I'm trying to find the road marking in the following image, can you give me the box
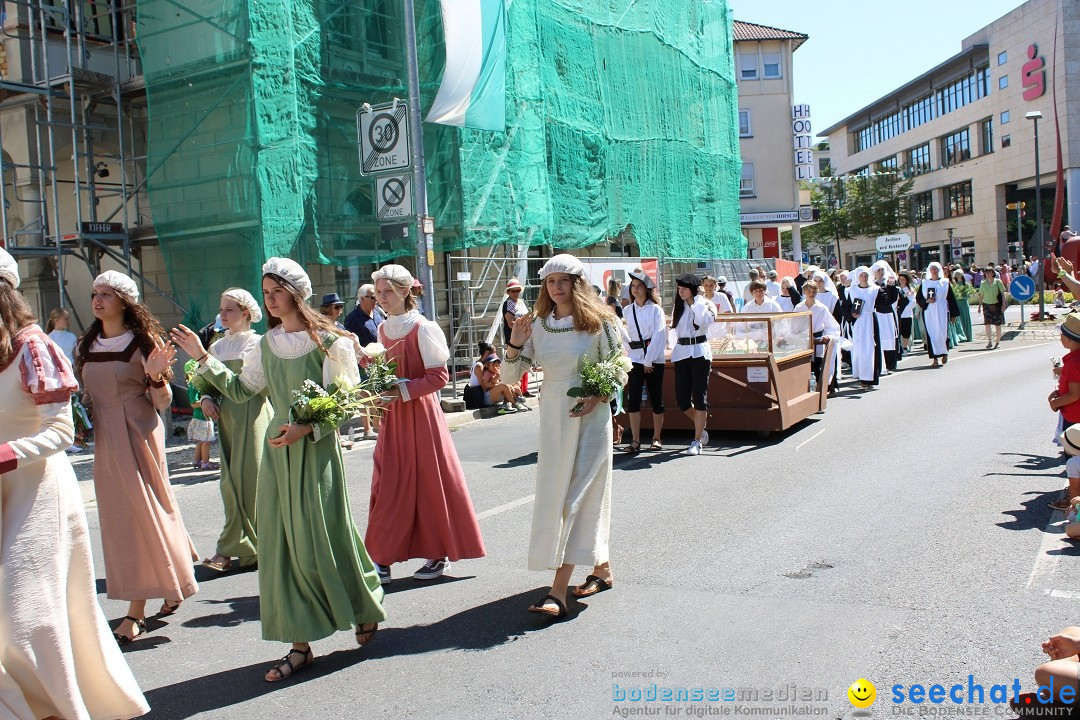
[795,429,825,452]
[476,494,535,520]
[1026,514,1071,591]
[1045,589,1080,599]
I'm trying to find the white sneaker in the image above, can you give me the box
[700,430,709,446]
[65,445,84,454]
[685,440,701,456]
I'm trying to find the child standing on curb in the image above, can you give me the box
[1049,315,1080,510]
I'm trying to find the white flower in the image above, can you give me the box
[362,342,387,359]
[615,355,634,372]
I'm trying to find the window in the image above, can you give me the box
[1001,110,1010,124]
[762,52,781,78]
[981,119,993,155]
[851,66,989,153]
[739,52,758,80]
[739,110,752,137]
[909,191,933,224]
[740,163,755,197]
[999,75,1008,90]
[946,181,973,217]
[879,156,898,172]
[818,157,832,177]
[907,143,931,176]
[941,128,971,166]
[1001,134,1011,148]
[998,50,1007,65]
[854,166,871,177]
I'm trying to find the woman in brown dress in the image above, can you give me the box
[76,271,199,644]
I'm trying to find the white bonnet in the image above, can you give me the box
[262,257,312,300]
[539,253,585,279]
[0,247,18,288]
[93,270,139,300]
[221,287,263,323]
[371,264,414,288]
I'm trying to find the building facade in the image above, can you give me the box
[734,20,813,260]
[822,0,1080,271]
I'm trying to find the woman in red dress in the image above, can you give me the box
[365,264,485,583]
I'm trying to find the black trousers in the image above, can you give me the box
[899,317,913,340]
[625,362,665,414]
[674,356,710,411]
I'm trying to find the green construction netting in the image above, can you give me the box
[137,0,743,326]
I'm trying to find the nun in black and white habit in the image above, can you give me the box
[870,259,901,373]
[915,261,959,368]
[842,266,899,389]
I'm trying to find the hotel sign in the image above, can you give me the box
[793,104,814,180]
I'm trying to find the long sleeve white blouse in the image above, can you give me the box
[622,301,667,368]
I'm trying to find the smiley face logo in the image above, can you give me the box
[848,679,876,708]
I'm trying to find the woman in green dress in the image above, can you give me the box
[171,258,385,682]
[199,288,273,572]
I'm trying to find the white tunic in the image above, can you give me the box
[848,284,881,382]
[0,329,148,720]
[622,301,667,368]
[795,300,842,385]
[504,315,621,571]
[741,298,783,314]
[921,279,952,357]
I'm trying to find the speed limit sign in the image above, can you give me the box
[357,102,411,175]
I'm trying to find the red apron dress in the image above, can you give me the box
[366,322,485,565]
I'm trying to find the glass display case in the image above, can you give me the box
[634,311,830,435]
[708,312,812,359]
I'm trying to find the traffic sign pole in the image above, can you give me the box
[403,0,436,321]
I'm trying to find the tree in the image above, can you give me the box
[802,180,852,264]
[803,170,915,265]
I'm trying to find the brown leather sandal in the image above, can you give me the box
[264,647,314,683]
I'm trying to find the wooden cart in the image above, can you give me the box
[631,311,833,435]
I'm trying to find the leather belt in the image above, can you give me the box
[677,335,706,346]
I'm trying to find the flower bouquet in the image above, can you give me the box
[184,358,217,400]
[359,342,398,395]
[567,350,633,414]
[290,378,379,428]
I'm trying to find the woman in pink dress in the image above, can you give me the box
[366,264,485,583]
[76,271,198,645]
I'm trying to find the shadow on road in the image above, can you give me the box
[999,452,1065,473]
[181,595,260,629]
[998,489,1062,531]
[362,587,585,658]
[142,589,581,717]
[381,574,474,595]
[494,451,538,469]
[142,647,373,719]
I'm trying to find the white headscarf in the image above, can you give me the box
[262,257,312,300]
[93,270,139,301]
[851,266,871,288]
[371,264,414,289]
[0,247,19,288]
[870,259,897,282]
[221,288,263,323]
[539,253,586,279]
[922,262,948,298]
[812,270,837,295]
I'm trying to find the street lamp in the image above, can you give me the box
[1026,110,1044,320]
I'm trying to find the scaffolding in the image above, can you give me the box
[0,0,181,327]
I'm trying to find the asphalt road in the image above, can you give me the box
[83,329,1080,720]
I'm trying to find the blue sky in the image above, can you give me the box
[728,0,1028,136]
